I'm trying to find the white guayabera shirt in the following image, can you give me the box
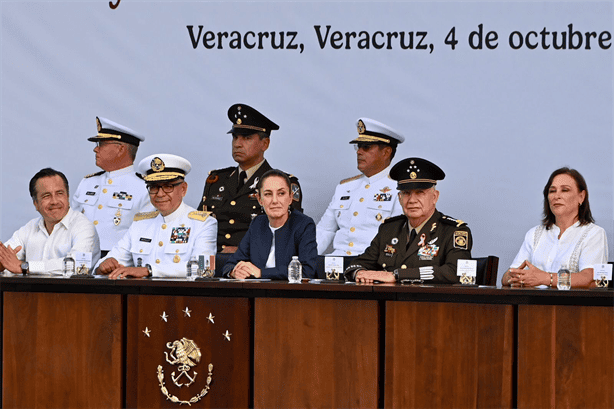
[510,222,608,274]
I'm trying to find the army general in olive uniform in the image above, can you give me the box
[198,104,302,253]
[345,157,472,284]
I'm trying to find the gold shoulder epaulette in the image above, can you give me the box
[340,174,362,184]
[133,211,160,221]
[188,210,212,222]
[84,170,105,179]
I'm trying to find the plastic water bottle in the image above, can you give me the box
[288,256,302,283]
[557,265,571,290]
[63,253,75,278]
[186,256,199,281]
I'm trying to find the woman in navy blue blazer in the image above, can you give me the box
[223,169,317,280]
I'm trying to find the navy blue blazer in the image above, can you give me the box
[223,209,318,280]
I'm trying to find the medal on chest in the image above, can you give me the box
[114,209,122,226]
[170,227,191,244]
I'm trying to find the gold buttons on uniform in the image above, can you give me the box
[173,255,181,263]
[98,205,103,209]
[378,205,382,209]
[222,245,226,249]
[118,204,122,207]
[353,212,358,216]
[85,200,88,203]
[175,249,179,253]
[401,265,407,269]
[229,219,235,224]
[359,198,364,202]
[253,206,257,209]
[382,263,387,268]
[94,221,98,225]
[225,234,231,239]
[159,241,163,247]
[346,251,352,255]
[349,242,354,247]
[156,259,161,264]
[108,179,113,184]
[139,249,143,253]
[102,189,108,194]
[230,201,236,206]
[162,224,167,229]
[350,227,356,232]
[340,205,344,208]
[365,184,370,189]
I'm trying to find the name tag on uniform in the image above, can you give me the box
[340,196,350,200]
[140,237,152,242]
[86,191,96,196]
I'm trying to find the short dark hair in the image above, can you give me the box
[542,167,594,229]
[257,169,291,193]
[29,168,70,200]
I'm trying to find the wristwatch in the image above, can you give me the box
[145,264,153,278]
[21,261,29,275]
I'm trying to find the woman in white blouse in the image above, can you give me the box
[502,167,608,288]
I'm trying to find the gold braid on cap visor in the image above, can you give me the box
[96,132,122,139]
[144,172,185,182]
[398,179,437,185]
[355,135,390,143]
[233,124,266,132]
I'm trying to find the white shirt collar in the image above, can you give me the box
[367,163,393,184]
[105,164,135,178]
[161,202,188,224]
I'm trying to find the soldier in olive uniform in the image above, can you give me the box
[344,157,472,284]
[198,104,302,253]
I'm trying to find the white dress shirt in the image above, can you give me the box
[98,202,217,278]
[4,208,101,274]
[510,222,608,273]
[316,164,402,256]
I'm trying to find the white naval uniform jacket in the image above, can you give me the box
[316,165,402,256]
[98,202,217,278]
[72,165,154,251]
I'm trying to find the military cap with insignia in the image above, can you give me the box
[88,117,145,146]
[350,118,405,146]
[227,103,279,137]
[138,154,192,182]
[390,157,445,191]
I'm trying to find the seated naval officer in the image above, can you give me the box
[316,118,404,256]
[96,154,217,279]
[344,158,472,284]
[71,117,153,257]
[198,103,302,253]
[0,168,100,275]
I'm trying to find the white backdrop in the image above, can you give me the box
[1,1,613,283]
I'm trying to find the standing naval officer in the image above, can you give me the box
[72,117,153,256]
[96,154,217,278]
[344,157,472,284]
[316,118,404,256]
[198,103,302,253]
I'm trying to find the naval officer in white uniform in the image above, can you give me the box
[316,118,405,256]
[71,117,153,256]
[95,154,217,278]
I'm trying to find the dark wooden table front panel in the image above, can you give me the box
[125,295,251,408]
[385,301,514,408]
[518,304,614,409]
[254,298,380,408]
[2,292,123,408]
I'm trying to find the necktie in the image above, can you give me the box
[407,228,417,249]
[238,171,247,189]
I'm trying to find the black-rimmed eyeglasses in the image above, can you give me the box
[147,182,183,195]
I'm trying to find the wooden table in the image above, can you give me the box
[1,276,612,408]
